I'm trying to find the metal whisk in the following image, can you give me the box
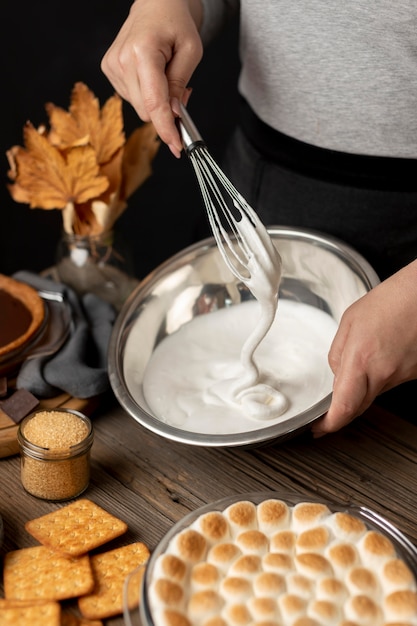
[177,104,281,289]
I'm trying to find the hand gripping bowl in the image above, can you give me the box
[108,226,380,448]
[123,492,417,626]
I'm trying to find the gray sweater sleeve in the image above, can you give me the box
[199,0,239,45]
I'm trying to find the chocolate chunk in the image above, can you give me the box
[0,388,39,424]
[0,377,7,398]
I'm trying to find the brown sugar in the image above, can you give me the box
[18,409,93,501]
[23,410,88,448]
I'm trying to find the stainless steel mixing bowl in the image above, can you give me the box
[108,226,380,447]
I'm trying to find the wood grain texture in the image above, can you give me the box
[0,398,416,625]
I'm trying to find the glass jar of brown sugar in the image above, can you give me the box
[17,408,94,501]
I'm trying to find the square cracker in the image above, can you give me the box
[78,541,150,620]
[0,599,60,625]
[3,545,94,601]
[25,498,128,557]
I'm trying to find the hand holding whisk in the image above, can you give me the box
[176,104,282,303]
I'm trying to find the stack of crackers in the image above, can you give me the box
[0,498,150,625]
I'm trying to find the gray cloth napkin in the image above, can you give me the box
[13,271,116,399]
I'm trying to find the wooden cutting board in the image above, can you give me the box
[0,393,100,458]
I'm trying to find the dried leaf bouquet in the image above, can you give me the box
[6,81,160,236]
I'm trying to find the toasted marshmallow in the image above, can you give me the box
[202,618,227,626]
[194,512,230,545]
[221,603,252,626]
[328,512,367,542]
[270,530,297,554]
[326,541,359,576]
[188,590,224,622]
[153,608,191,626]
[229,554,262,579]
[224,501,258,538]
[248,596,279,621]
[236,530,269,556]
[253,571,285,597]
[292,503,331,532]
[174,529,208,564]
[296,526,330,554]
[286,573,314,599]
[277,593,307,622]
[292,618,321,626]
[154,554,187,584]
[308,599,341,625]
[384,590,417,622]
[220,576,252,602]
[345,566,381,600]
[262,552,293,574]
[358,531,396,570]
[294,553,334,579]
[257,499,290,533]
[150,579,185,609]
[381,558,417,594]
[344,594,383,624]
[316,577,347,603]
[191,563,220,590]
[207,543,241,572]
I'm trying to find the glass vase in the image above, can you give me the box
[54,230,138,311]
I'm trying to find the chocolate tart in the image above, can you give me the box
[0,273,45,361]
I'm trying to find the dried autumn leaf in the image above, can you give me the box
[6,146,32,204]
[66,146,110,204]
[97,122,161,224]
[46,82,125,165]
[8,123,109,209]
[90,198,119,233]
[62,202,75,234]
[121,122,161,201]
[45,106,90,148]
[62,200,104,235]
[98,148,124,201]
[6,81,160,236]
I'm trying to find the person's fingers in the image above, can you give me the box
[312,315,371,436]
[327,315,350,377]
[164,34,203,99]
[310,260,417,437]
[312,327,391,437]
[311,368,371,437]
[100,0,203,158]
[107,37,181,155]
[135,36,202,154]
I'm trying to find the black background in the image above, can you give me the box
[0,1,240,279]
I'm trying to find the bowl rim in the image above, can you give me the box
[108,226,380,448]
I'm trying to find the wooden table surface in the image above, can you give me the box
[1,396,417,625]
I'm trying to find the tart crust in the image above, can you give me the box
[0,274,45,359]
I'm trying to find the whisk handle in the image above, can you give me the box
[176,103,206,154]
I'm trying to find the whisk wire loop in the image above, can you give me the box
[177,104,280,288]
[189,146,256,281]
